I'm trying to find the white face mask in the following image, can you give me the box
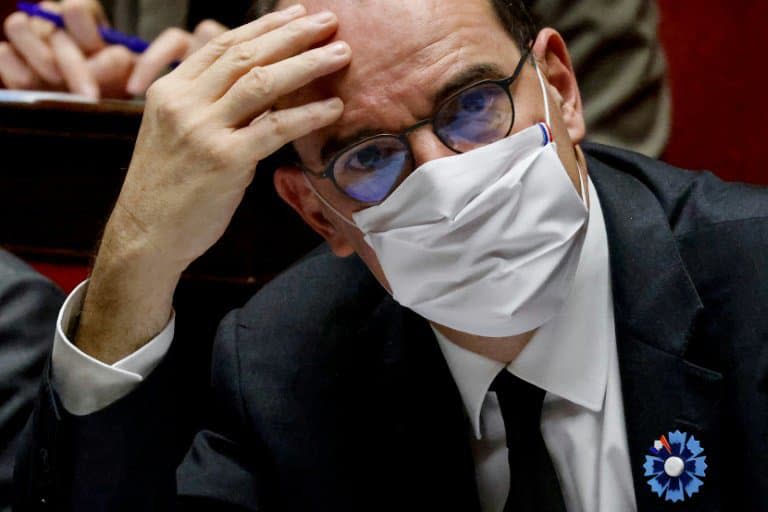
[307,64,589,337]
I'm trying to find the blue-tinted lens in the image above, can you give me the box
[333,137,411,203]
[435,83,513,153]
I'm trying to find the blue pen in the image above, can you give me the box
[17,2,150,53]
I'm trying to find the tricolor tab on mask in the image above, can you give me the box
[538,122,553,145]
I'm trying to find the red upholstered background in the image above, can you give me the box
[29,262,89,294]
[5,1,768,291]
[658,0,768,185]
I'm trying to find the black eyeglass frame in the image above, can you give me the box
[301,47,533,205]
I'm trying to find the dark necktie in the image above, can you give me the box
[491,370,567,512]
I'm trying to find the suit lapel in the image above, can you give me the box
[361,299,482,510]
[589,155,723,511]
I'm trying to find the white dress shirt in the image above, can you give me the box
[51,280,176,416]
[51,178,637,511]
[434,179,637,511]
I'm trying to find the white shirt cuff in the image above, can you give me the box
[51,279,175,416]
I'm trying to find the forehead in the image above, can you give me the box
[276,0,520,157]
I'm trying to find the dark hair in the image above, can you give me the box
[489,0,538,50]
[250,0,538,51]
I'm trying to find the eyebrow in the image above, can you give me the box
[319,62,509,163]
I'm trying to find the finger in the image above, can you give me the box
[28,16,56,38]
[60,0,106,54]
[0,41,43,89]
[4,12,63,84]
[66,0,109,25]
[213,41,350,127]
[175,4,306,80]
[182,21,220,61]
[50,30,98,98]
[194,11,339,101]
[192,19,227,47]
[87,44,135,98]
[39,2,61,10]
[235,97,344,162]
[125,27,191,95]
[30,2,58,39]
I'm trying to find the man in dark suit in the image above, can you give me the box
[0,250,62,512]
[13,0,768,510]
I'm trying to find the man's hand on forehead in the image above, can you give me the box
[74,4,354,363]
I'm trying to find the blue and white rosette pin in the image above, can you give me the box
[643,430,707,502]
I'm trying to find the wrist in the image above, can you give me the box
[100,201,191,275]
[74,213,184,363]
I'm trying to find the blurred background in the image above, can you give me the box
[658,0,768,186]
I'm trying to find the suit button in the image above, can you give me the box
[39,448,50,473]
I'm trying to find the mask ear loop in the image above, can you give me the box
[576,160,590,208]
[535,60,589,208]
[302,173,360,228]
[534,61,552,129]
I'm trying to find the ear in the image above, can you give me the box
[532,28,585,143]
[273,166,355,257]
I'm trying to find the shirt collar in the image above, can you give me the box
[434,177,612,439]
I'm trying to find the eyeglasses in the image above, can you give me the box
[301,48,532,205]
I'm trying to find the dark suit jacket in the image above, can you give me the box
[0,251,62,512]
[13,144,768,511]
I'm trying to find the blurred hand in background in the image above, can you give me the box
[0,0,226,98]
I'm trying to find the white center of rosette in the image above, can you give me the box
[664,456,685,478]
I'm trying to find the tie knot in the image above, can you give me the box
[490,370,547,417]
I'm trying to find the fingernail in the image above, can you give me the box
[323,97,343,109]
[313,11,335,24]
[284,4,304,15]
[328,41,350,57]
[126,77,141,95]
